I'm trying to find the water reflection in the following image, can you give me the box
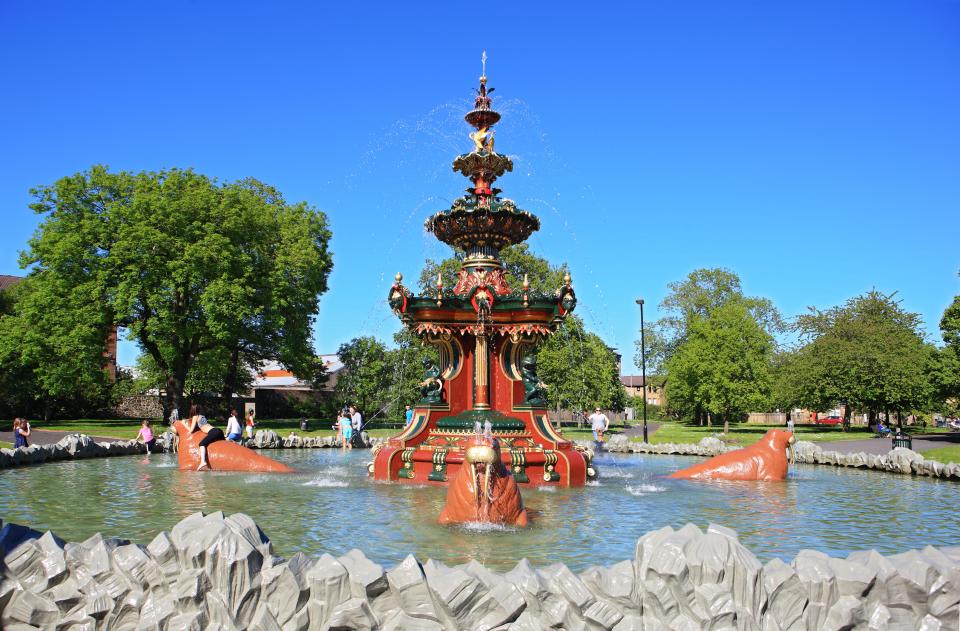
[0,450,957,571]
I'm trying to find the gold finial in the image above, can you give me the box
[436,271,443,288]
[564,272,572,285]
[395,272,403,283]
[523,274,529,289]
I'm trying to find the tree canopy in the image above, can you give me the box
[334,336,392,419]
[537,315,626,413]
[665,300,773,430]
[774,291,932,420]
[635,267,782,376]
[2,165,333,417]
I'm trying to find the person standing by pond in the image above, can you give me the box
[244,409,256,442]
[12,418,30,448]
[589,407,609,443]
[350,405,363,446]
[225,410,242,442]
[180,404,225,470]
[136,420,156,453]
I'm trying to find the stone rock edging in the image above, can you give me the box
[0,430,385,470]
[604,435,960,481]
[0,434,145,470]
[2,511,957,630]
[246,429,382,451]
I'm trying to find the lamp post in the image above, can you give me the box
[635,298,648,443]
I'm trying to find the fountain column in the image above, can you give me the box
[473,331,490,410]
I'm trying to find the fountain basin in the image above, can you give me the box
[2,449,958,572]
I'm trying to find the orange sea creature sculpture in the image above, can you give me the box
[172,422,293,473]
[669,429,795,481]
[438,433,528,526]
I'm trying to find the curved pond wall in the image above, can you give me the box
[2,511,957,629]
[4,432,960,485]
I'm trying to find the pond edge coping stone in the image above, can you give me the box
[603,435,960,481]
[1,510,958,629]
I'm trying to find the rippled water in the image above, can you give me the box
[1,450,957,571]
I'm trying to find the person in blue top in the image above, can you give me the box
[405,405,414,427]
[338,408,353,450]
[12,418,29,448]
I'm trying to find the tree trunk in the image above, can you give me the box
[164,362,188,423]
[842,403,852,432]
[707,413,712,428]
[221,345,241,419]
[723,414,729,436]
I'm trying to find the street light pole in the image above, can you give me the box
[635,298,648,443]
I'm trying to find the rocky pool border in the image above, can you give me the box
[605,435,960,481]
[1,510,957,629]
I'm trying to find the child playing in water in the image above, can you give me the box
[338,408,353,450]
[136,420,156,453]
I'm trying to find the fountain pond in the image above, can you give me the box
[2,449,957,572]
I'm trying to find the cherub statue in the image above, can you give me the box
[520,351,548,406]
[419,359,444,404]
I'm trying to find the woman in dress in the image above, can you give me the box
[13,418,29,448]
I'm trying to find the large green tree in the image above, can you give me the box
[635,268,783,376]
[665,300,774,432]
[334,336,392,420]
[537,315,626,413]
[928,290,960,414]
[777,291,931,425]
[383,329,439,422]
[8,166,332,417]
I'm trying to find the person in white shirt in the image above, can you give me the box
[588,407,609,442]
[225,410,242,442]
[349,406,363,435]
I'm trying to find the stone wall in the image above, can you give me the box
[605,435,960,481]
[1,511,957,629]
[0,434,145,469]
[109,395,164,419]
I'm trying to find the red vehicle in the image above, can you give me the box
[814,414,843,425]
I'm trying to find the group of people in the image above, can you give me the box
[11,417,30,448]
[335,405,363,450]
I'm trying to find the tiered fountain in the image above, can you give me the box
[371,67,591,487]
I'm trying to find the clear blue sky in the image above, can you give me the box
[1,1,958,370]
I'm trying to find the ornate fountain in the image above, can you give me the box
[371,65,591,487]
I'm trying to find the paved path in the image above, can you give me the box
[0,428,124,446]
[622,422,661,440]
[815,432,960,455]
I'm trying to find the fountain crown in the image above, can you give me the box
[426,64,540,270]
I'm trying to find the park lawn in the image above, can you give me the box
[0,441,11,449]
[641,421,880,446]
[36,418,402,441]
[920,446,960,465]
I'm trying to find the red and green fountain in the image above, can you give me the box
[371,65,592,496]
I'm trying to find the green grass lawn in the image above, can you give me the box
[0,441,12,449]
[920,446,960,465]
[639,421,883,446]
[32,418,404,441]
